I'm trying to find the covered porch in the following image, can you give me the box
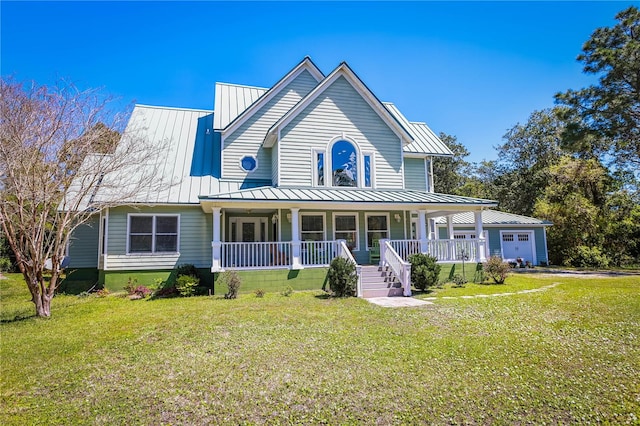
[199,187,497,273]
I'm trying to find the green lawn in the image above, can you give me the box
[1,272,639,424]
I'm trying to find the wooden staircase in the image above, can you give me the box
[360,265,404,298]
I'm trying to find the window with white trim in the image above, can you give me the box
[363,153,373,188]
[128,215,179,253]
[334,213,358,251]
[454,233,476,240]
[366,214,388,249]
[240,155,258,173]
[313,149,325,186]
[301,214,324,241]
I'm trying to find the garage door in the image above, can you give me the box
[501,232,534,263]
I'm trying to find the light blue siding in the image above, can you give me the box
[279,76,403,188]
[222,70,318,181]
[68,215,99,268]
[105,206,212,270]
[404,158,427,191]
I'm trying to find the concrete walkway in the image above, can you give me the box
[366,282,562,307]
[366,297,433,307]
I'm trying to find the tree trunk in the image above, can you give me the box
[25,273,53,318]
[33,291,52,318]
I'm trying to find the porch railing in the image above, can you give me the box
[390,239,483,263]
[221,241,292,270]
[380,239,412,296]
[300,240,337,267]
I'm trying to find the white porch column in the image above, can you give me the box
[418,210,428,254]
[290,208,303,269]
[211,207,222,272]
[447,214,456,261]
[474,210,487,262]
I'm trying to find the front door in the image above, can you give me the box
[233,218,266,242]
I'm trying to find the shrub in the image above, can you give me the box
[327,257,357,297]
[96,288,110,298]
[564,245,610,269]
[124,277,139,295]
[483,256,510,284]
[175,275,199,297]
[281,285,294,297]
[175,264,199,279]
[254,288,265,298]
[0,257,11,273]
[408,253,441,291]
[220,270,241,299]
[451,274,467,288]
[124,278,152,298]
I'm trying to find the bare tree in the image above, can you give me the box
[0,77,166,317]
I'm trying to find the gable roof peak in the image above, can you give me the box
[219,56,325,135]
[263,61,414,147]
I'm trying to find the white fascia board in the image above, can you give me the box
[221,58,324,138]
[265,64,414,148]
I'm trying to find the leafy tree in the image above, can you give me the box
[0,77,164,317]
[432,133,471,194]
[555,6,640,171]
[494,109,565,216]
[534,156,612,265]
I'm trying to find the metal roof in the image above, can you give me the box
[92,105,268,205]
[219,57,324,135]
[383,103,453,156]
[435,210,552,226]
[201,186,496,206]
[213,83,268,130]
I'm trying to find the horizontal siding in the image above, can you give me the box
[534,228,548,263]
[106,206,212,270]
[223,70,318,180]
[68,215,99,268]
[404,158,427,191]
[279,76,403,188]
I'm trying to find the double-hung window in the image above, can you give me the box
[366,214,389,249]
[128,215,179,253]
[334,213,358,251]
[301,214,325,241]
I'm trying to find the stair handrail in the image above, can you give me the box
[337,239,362,297]
[381,239,412,297]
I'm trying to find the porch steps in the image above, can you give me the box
[360,265,404,298]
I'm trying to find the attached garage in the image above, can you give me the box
[436,210,552,266]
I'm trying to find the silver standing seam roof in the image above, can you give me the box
[436,210,552,226]
[213,83,268,130]
[201,186,496,206]
[384,102,453,156]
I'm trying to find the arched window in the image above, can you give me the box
[331,140,357,187]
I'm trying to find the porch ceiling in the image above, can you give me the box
[199,186,497,213]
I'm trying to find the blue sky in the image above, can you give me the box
[1,1,635,162]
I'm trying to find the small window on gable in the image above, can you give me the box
[314,150,325,186]
[364,153,373,188]
[332,140,357,187]
[240,155,258,173]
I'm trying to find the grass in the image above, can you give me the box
[1,272,639,424]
